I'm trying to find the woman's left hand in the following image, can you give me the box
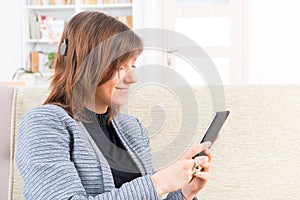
[181,154,212,200]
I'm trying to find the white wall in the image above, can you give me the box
[137,0,300,85]
[248,0,300,84]
[0,0,22,82]
[1,1,300,85]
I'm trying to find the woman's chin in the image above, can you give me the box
[111,96,127,106]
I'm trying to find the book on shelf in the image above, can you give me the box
[103,0,132,4]
[29,13,65,43]
[27,51,55,73]
[83,0,100,4]
[116,15,132,29]
[30,51,39,72]
[29,12,41,39]
[29,0,75,5]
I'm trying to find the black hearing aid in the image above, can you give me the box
[60,38,68,56]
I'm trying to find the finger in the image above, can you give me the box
[193,164,202,173]
[200,162,210,172]
[184,142,211,159]
[207,153,212,162]
[202,148,211,156]
[200,161,210,168]
[194,156,209,165]
[194,162,210,174]
[193,171,212,180]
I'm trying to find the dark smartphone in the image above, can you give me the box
[193,111,230,158]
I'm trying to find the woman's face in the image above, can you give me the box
[95,57,137,113]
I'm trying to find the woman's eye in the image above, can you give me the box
[119,64,136,72]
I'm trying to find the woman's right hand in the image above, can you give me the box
[150,141,211,196]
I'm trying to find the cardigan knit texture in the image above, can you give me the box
[15,104,186,200]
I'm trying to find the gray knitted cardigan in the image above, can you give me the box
[15,104,185,200]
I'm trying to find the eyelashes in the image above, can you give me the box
[119,65,136,71]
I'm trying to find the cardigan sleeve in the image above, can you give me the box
[15,106,161,200]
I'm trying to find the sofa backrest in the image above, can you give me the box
[8,85,300,199]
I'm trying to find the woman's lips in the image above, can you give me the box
[116,87,129,94]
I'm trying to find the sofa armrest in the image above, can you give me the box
[0,84,15,200]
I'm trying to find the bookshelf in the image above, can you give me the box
[22,0,134,82]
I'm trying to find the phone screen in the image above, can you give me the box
[193,111,230,158]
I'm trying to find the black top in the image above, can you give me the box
[83,109,141,188]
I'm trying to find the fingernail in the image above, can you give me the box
[204,141,212,148]
[198,156,208,162]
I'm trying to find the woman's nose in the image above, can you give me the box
[123,69,137,84]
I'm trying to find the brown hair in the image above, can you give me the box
[44,11,143,120]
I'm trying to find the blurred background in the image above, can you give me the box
[0,0,299,85]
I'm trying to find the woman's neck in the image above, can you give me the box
[86,104,108,114]
[95,104,108,114]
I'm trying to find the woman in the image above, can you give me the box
[16,11,212,200]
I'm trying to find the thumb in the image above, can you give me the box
[183,141,212,159]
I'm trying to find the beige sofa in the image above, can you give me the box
[1,85,300,199]
[0,85,14,200]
